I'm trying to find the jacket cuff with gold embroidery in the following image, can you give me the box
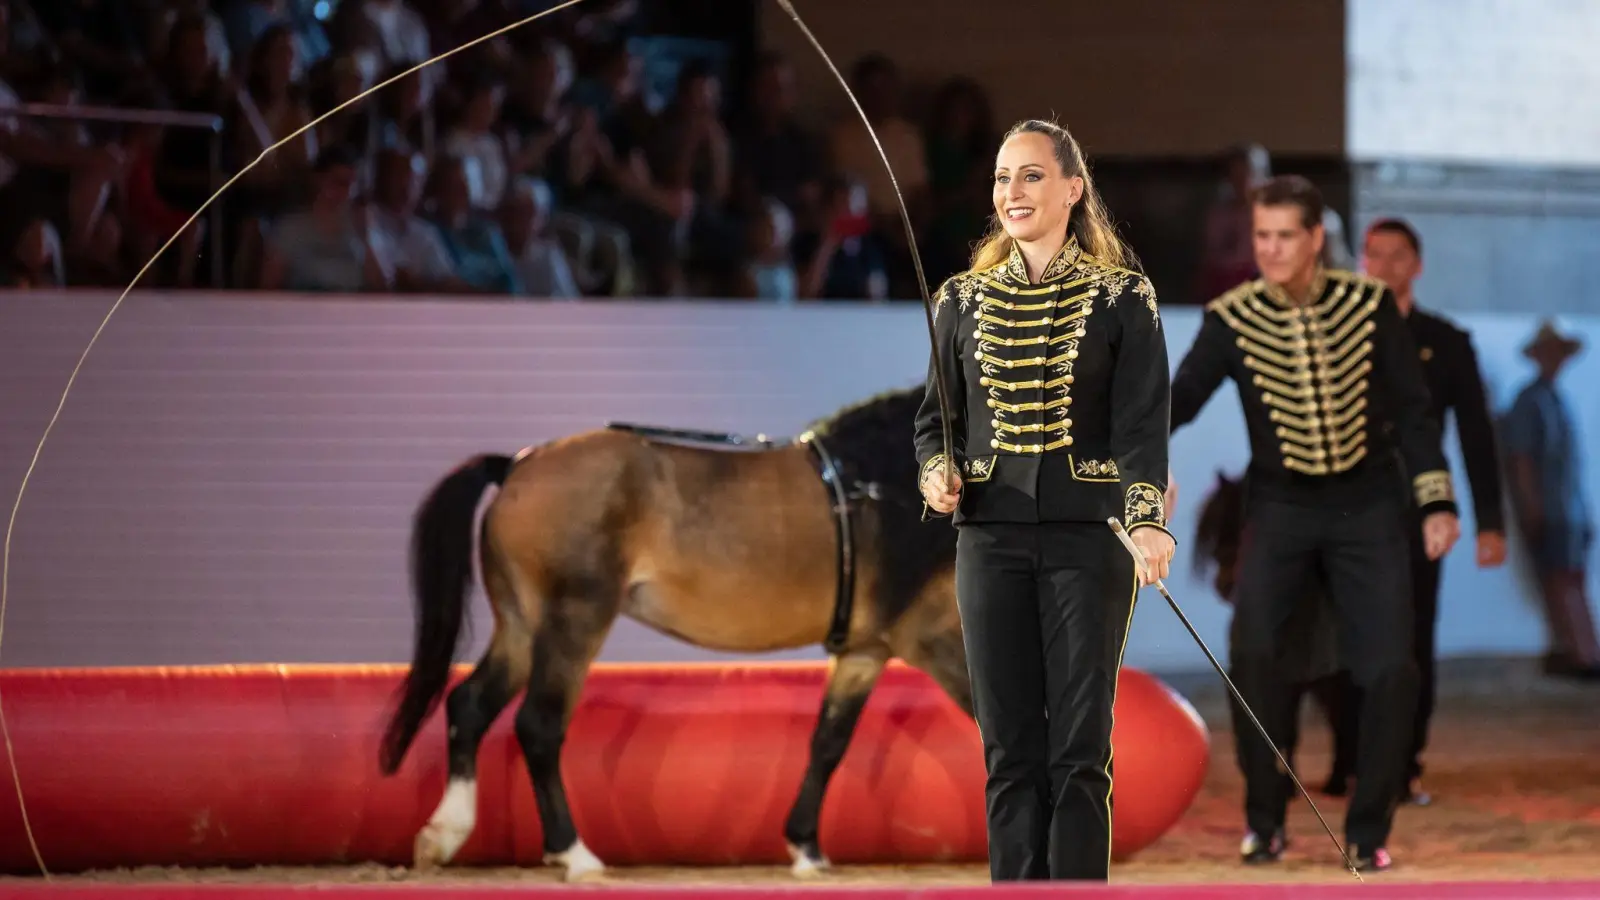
[1124,482,1175,542]
[1412,469,1459,518]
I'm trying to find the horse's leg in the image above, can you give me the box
[902,625,974,719]
[783,646,890,878]
[414,537,533,870]
[516,597,617,883]
[413,649,522,868]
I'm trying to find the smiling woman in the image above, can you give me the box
[911,118,1176,884]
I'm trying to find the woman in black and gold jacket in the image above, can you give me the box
[913,118,1175,884]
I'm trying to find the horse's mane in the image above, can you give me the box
[804,384,928,507]
[803,384,957,622]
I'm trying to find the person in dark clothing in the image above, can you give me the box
[1354,216,1510,805]
[1167,175,1460,873]
[914,119,1173,883]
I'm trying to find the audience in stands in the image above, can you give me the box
[0,0,1353,303]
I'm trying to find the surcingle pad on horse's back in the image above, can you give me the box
[604,422,777,450]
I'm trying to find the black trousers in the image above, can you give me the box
[954,521,1137,882]
[1228,494,1419,850]
[1319,508,1443,786]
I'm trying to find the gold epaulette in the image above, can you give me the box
[1324,269,1387,294]
[1205,280,1262,313]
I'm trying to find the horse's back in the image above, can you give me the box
[486,429,840,651]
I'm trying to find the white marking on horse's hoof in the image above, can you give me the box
[546,838,606,882]
[787,842,830,879]
[414,777,476,869]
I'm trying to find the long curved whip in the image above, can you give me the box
[0,0,596,878]
[773,0,955,487]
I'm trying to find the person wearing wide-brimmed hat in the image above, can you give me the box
[1501,319,1600,680]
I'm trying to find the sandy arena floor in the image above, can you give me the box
[13,656,1600,888]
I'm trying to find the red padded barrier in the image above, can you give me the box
[9,883,1600,900]
[0,663,1208,874]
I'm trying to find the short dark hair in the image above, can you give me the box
[1249,174,1323,231]
[1366,217,1422,257]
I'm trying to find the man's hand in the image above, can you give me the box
[1476,530,1507,568]
[920,464,963,515]
[1130,527,1175,586]
[1422,511,1461,561]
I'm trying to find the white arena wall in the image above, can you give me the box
[0,292,1590,674]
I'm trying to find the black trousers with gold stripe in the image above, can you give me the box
[954,521,1138,882]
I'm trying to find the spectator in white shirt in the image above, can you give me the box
[499,176,580,299]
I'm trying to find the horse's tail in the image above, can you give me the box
[379,452,514,776]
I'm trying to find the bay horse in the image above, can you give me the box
[375,385,972,881]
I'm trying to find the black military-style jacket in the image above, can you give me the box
[1405,304,1506,533]
[912,236,1174,538]
[1169,269,1459,518]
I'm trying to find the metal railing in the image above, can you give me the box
[9,102,226,287]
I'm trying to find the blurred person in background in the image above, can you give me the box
[733,196,796,302]
[258,145,394,292]
[792,173,887,301]
[827,53,927,299]
[731,51,822,230]
[443,72,511,211]
[424,153,520,293]
[1357,216,1509,804]
[0,218,65,288]
[1501,321,1600,681]
[499,175,580,299]
[369,145,470,292]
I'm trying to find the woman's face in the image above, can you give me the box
[992,130,1082,244]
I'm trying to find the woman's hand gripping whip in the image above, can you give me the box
[1106,518,1362,881]
[773,0,956,490]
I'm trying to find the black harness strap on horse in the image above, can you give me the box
[800,431,861,656]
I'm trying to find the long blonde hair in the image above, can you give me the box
[969,119,1137,273]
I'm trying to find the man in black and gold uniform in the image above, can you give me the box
[1168,176,1461,873]
[1358,217,1507,805]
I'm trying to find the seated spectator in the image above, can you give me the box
[230,24,317,218]
[424,154,521,294]
[443,72,511,211]
[735,197,798,302]
[923,76,994,281]
[731,52,821,228]
[258,146,394,292]
[499,176,580,299]
[793,174,888,302]
[826,54,928,225]
[360,0,430,72]
[500,37,573,182]
[151,14,238,217]
[369,147,468,292]
[67,215,127,287]
[644,58,739,287]
[0,61,123,261]
[27,0,148,103]
[0,219,64,288]
[373,63,433,160]
[220,0,329,83]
